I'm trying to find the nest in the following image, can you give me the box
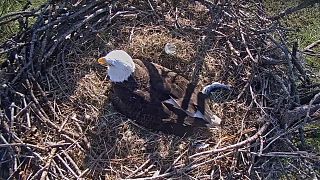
[0,0,319,179]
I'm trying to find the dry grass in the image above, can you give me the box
[1,0,319,179]
[45,26,249,179]
[30,10,256,177]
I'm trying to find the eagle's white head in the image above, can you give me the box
[98,50,135,82]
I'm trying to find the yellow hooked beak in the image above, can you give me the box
[98,57,107,65]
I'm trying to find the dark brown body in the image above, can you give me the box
[110,59,214,136]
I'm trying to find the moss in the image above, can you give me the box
[265,0,320,161]
[265,0,320,68]
[305,124,320,152]
[0,0,46,63]
[0,0,47,38]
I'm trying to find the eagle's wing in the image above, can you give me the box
[162,96,221,127]
[123,59,221,127]
[139,60,221,127]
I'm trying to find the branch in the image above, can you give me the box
[189,122,270,158]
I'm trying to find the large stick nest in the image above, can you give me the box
[0,0,319,179]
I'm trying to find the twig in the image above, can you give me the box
[44,142,72,148]
[304,39,320,51]
[62,150,82,175]
[52,160,69,180]
[59,117,69,132]
[0,133,17,176]
[126,158,151,178]
[39,148,58,180]
[129,152,233,180]
[238,21,257,63]
[226,40,240,56]
[249,151,317,159]
[43,8,108,60]
[30,103,80,139]
[60,134,86,152]
[284,104,320,127]
[298,127,307,149]
[190,122,270,158]
[135,164,155,177]
[10,61,32,84]
[306,92,320,119]
[78,168,90,178]
[56,154,79,178]
[23,97,32,127]
[0,142,45,150]
[263,106,319,153]
[0,11,39,25]
[25,79,49,118]
[0,10,35,22]
[291,41,310,84]
[29,74,58,118]
[164,149,188,173]
[10,133,44,161]
[14,101,33,119]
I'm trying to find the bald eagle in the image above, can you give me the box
[98,50,230,135]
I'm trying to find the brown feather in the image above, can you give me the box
[110,58,220,135]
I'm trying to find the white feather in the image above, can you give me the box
[104,50,135,82]
[193,110,204,118]
[163,96,180,108]
[201,82,230,95]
